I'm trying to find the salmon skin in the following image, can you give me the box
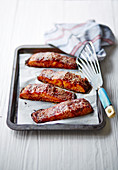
[31,98,93,123]
[20,84,76,103]
[37,69,92,93]
[25,52,77,69]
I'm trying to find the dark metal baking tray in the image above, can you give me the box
[7,45,106,131]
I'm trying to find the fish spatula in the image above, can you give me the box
[76,41,115,118]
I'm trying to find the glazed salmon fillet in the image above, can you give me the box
[25,52,77,69]
[31,98,93,123]
[37,69,92,93]
[20,84,76,103]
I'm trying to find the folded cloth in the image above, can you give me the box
[44,20,115,60]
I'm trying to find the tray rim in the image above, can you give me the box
[6,44,106,131]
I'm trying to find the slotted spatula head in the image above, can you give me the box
[76,41,115,118]
[76,41,103,90]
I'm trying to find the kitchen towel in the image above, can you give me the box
[44,20,115,60]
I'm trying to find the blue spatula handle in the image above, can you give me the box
[98,87,115,118]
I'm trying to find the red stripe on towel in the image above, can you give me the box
[71,35,101,55]
[102,38,114,45]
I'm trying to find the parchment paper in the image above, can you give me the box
[17,53,99,125]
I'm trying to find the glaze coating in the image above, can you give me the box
[20,83,76,103]
[26,52,77,69]
[31,98,93,123]
[37,69,92,93]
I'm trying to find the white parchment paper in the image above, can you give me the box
[17,53,99,125]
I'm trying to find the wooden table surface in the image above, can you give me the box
[0,0,118,170]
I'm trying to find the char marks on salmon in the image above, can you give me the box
[31,98,93,123]
[20,84,76,103]
[37,69,92,93]
[26,52,77,69]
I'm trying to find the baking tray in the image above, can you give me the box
[7,45,106,130]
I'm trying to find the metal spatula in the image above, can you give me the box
[76,41,115,118]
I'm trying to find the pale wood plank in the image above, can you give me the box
[0,0,18,117]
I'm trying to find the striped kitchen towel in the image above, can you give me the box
[44,20,115,60]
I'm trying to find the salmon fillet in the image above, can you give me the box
[37,69,92,93]
[25,52,77,69]
[31,98,93,123]
[20,84,76,103]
